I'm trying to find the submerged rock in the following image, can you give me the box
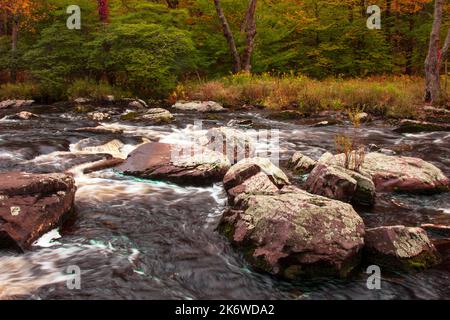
[117,142,231,186]
[364,226,441,271]
[268,110,305,121]
[172,101,225,113]
[0,172,76,251]
[288,152,317,175]
[305,163,375,206]
[72,126,124,135]
[83,158,125,174]
[320,152,449,193]
[394,119,450,133]
[8,111,39,120]
[219,186,365,279]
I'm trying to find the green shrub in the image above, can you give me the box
[67,79,131,100]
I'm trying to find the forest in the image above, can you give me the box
[0,0,448,110]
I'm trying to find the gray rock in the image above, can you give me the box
[172,101,225,113]
[288,152,317,174]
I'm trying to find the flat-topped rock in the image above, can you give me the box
[320,152,449,193]
[0,172,76,251]
[172,101,225,113]
[117,142,231,186]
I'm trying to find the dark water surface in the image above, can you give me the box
[0,105,449,299]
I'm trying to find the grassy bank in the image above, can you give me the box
[176,74,448,118]
[0,80,130,103]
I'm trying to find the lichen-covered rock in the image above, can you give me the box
[88,111,110,121]
[364,226,441,271]
[172,101,225,113]
[141,108,174,123]
[305,164,357,202]
[0,99,34,109]
[320,152,449,193]
[201,127,255,164]
[117,142,230,186]
[305,164,375,206]
[0,172,76,251]
[219,186,365,279]
[288,152,317,174]
[223,157,289,193]
[394,119,450,133]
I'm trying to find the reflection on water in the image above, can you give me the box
[0,106,449,300]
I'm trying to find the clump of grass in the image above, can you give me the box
[67,79,131,101]
[181,74,428,118]
[0,82,41,100]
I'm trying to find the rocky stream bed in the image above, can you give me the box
[0,99,449,299]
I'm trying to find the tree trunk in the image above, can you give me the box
[166,0,179,9]
[405,18,414,75]
[424,0,444,105]
[11,16,18,83]
[97,0,109,23]
[213,0,241,73]
[241,0,257,72]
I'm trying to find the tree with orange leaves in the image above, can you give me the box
[0,0,43,81]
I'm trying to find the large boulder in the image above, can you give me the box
[320,152,449,193]
[219,186,365,279]
[364,226,441,271]
[223,157,290,203]
[172,101,225,113]
[201,127,255,164]
[305,163,375,206]
[117,142,231,186]
[288,152,317,175]
[0,172,76,251]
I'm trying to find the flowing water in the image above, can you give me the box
[0,105,449,300]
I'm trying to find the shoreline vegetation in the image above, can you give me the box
[1,74,448,120]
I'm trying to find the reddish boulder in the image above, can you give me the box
[0,172,76,251]
[320,152,449,193]
[364,226,441,271]
[117,142,230,186]
[219,186,365,279]
[305,163,375,206]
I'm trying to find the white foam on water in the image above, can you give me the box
[33,229,62,248]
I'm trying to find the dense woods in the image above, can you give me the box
[0,0,448,103]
